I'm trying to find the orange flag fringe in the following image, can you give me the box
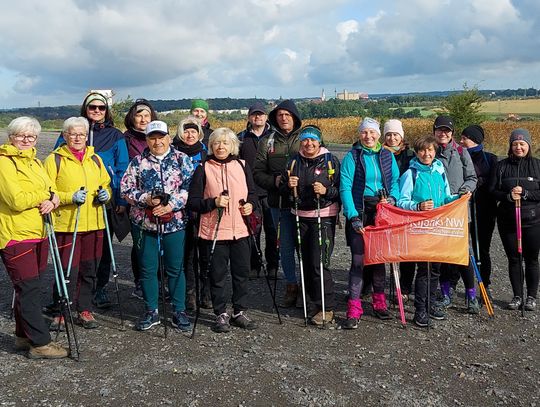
[363,195,470,266]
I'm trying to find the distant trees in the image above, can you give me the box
[439,84,488,133]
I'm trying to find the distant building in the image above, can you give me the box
[336,89,368,100]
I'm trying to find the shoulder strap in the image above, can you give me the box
[54,152,101,178]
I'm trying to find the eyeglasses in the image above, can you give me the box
[435,128,452,134]
[66,133,87,139]
[11,134,37,142]
[87,104,107,111]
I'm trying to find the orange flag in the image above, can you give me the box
[363,195,470,266]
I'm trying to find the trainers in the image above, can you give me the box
[507,296,522,310]
[14,336,31,352]
[136,310,160,331]
[310,310,335,326]
[49,315,65,332]
[28,341,69,360]
[524,296,537,311]
[440,294,452,308]
[93,287,112,309]
[78,310,99,329]
[466,297,480,314]
[341,317,359,330]
[231,311,257,330]
[132,282,143,300]
[212,312,231,333]
[429,306,446,320]
[281,283,298,308]
[172,311,191,332]
[413,311,432,327]
[373,309,392,320]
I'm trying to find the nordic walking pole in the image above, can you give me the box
[155,216,169,338]
[66,186,85,281]
[515,198,525,317]
[99,186,125,329]
[45,213,80,361]
[290,161,308,327]
[392,262,407,327]
[9,291,15,320]
[240,199,282,324]
[191,190,228,339]
[426,261,431,331]
[316,194,326,327]
[469,247,494,317]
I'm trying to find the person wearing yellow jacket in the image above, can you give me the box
[0,117,68,359]
[44,117,112,330]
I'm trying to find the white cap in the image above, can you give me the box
[146,120,168,136]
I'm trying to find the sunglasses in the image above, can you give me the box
[87,104,107,111]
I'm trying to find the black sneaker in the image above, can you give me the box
[341,317,359,330]
[212,313,231,333]
[466,297,480,314]
[524,296,536,311]
[413,311,432,327]
[93,287,112,309]
[231,311,257,330]
[429,306,446,320]
[373,309,392,320]
[507,296,522,310]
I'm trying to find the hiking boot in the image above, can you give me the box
[310,310,335,326]
[78,310,99,329]
[212,312,231,333]
[14,336,31,352]
[93,287,112,309]
[136,310,160,331]
[413,311,432,327]
[27,341,69,360]
[49,315,65,332]
[132,282,143,300]
[429,306,446,320]
[231,311,257,330]
[507,296,522,310]
[373,309,392,320]
[466,297,480,314]
[185,291,196,312]
[171,311,191,332]
[281,283,298,308]
[524,296,537,311]
[200,292,213,309]
[341,317,359,329]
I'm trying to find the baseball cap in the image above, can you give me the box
[433,116,454,131]
[146,120,168,136]
[248,102,267,116]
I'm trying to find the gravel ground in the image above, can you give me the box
[0,132,539,406]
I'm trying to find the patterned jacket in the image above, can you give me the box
[120,147,193,233]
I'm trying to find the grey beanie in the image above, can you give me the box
[509,128,531,147]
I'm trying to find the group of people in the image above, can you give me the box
[1,93,538,360]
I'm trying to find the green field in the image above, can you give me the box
[481,98,540,116]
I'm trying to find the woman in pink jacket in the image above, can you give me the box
[188,128,258,333]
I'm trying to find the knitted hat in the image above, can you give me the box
[191,99,209,112]
[299,125,322,142]
[358,117,381,135]
[461,125,484,145]
[433,115,454,132]
[383,119,404,138]
[84,93,108,108]
[509,128,531,147]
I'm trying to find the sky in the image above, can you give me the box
[1,0,539,109]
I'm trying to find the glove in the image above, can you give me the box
[97,188,110,203]
[458,187,469,196]
[350,216,363,233]
[72,189,87,205]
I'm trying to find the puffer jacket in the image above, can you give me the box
[44,145,112,233]
[120,147,193,233]
[279,147,341,216]
[398,157,457,210]
[187,155,257,241]
[55,120,129,205]
[489,155,540,229]
[0,144,55,249]
[253,100,302,208]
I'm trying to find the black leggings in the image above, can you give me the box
[499,224,540,299]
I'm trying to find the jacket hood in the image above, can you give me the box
[268,100,302,134]
[0,144,37,159]
[410,157,445,175]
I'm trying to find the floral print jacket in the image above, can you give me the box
[121,147,193,233]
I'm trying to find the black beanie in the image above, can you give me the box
[462,125,484,145]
